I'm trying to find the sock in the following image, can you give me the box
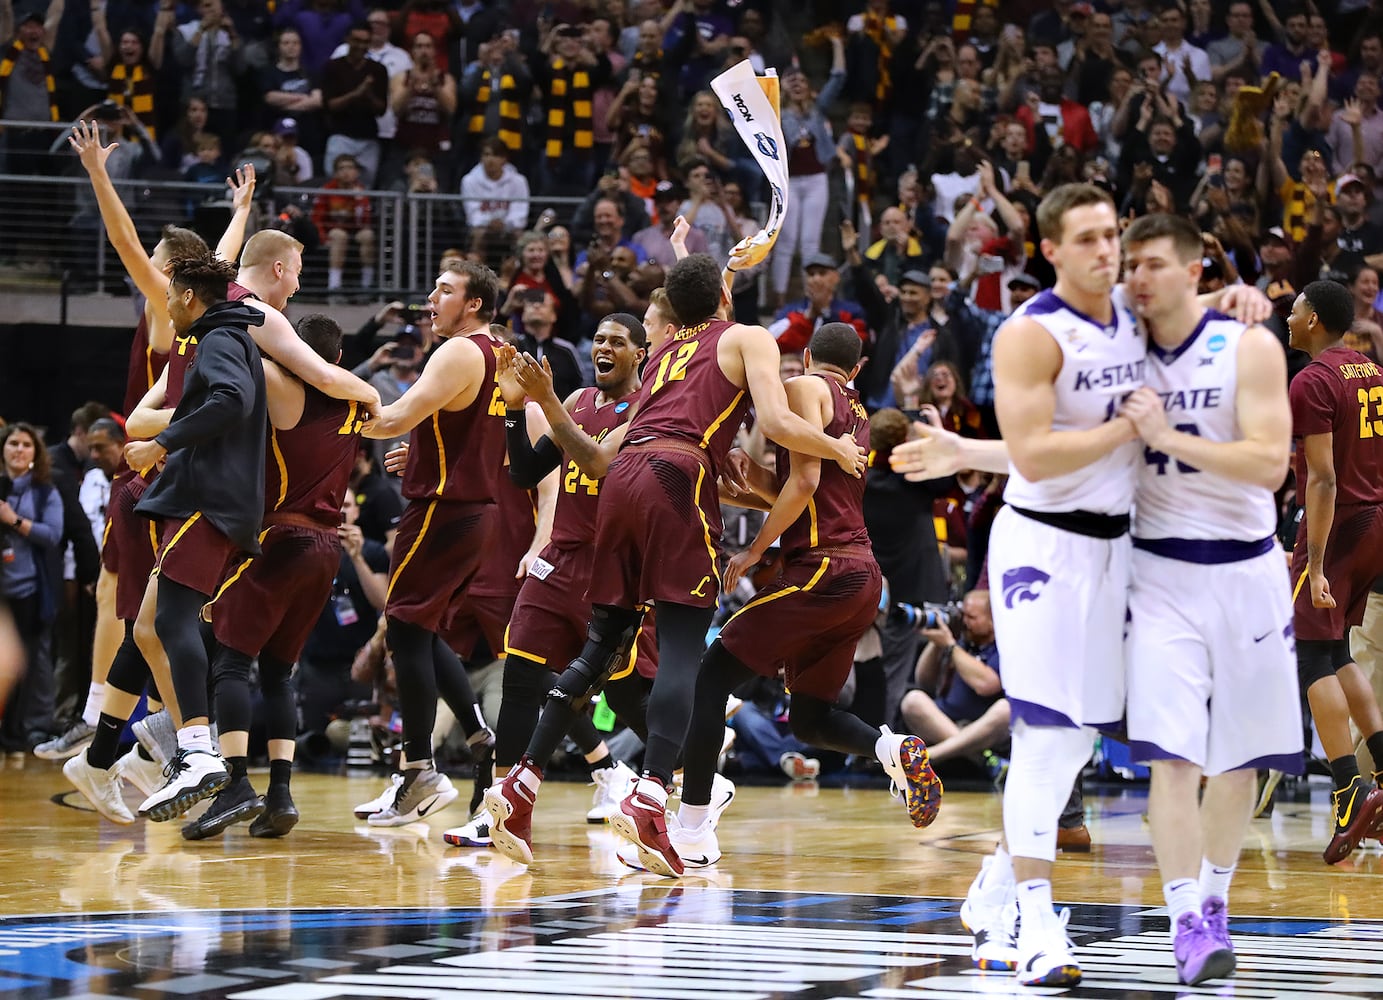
[981,845,1015,891]
[873,730,894,766]
[82,683,105,727]
[1199,858,1235,903]
[86,713,126,770]
[1163,878,1201,937]
[328,268,343,289]
[402,758,430,771]
[227,755,248,782]
[678,802,710,830]
[514,761,542,794]
[269,759,292,790]
[1329,754,1361,791]
[177,725,215,755]
[1367,733,1383,781]
[587,751,613,774]
[636,775,669,804]
[136,743,154,762]
[1016,879,1053,933]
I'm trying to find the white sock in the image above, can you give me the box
[1199,858,1235,902]
[514,763,542,793]
[177,725,215,755]
[328,268,343,289]
[82,683,105,727]
[1016,878,1053,934]
[1163,878,1201,937]
[678,802,710,830]
[874,729,896,767]
[636,776,668,804]
[361,266,376,288]
[402,758,430,771]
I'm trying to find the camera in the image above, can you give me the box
[890,600,962,630]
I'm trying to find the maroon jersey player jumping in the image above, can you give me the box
[1285,280,1383,863]
[488,254,868,877]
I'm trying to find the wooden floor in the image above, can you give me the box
[4,755,1383,999]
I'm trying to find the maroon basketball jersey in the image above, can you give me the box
[164,282,254,410]
[1291,346,1383,507]
[625,318,750,478]
[264,387,362,525]
[400,330,507,503]
[775,374,871,553]
[549,386,640,550]
[123,311,169,416]
[470,471,538,597]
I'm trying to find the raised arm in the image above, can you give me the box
[499,346,567,485]
[215,164,257,263]
[993,315,1136,481]
[889,420,1011,479]
[243,300,381,408]
[1119,326,1290,490]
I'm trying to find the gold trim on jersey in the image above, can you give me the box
[431,412,447,497]
[388,501,438,600]
[269,429,289,510]
[699,391,746,450]
[1292,568,1310,603]
[153,511,202,575]
[807,497,819,547]
[206,527,273,611]
[723,555,831,625]
[692,465,721,592]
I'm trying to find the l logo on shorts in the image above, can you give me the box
[1001,567,1051,609]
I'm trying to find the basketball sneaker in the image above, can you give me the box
[1198,897,1236,977]
[250,786,300,838]
[709,772,736,827]
[353,774,403,820]
[959,856,1018,971]
[1015,906,1081,987]
[1253,769,1283,819]
[182,776,264,840]
[443,807,494,847]
[878,726,943,828]
[1323,775,1383,864]
[1172,910,1234,985]
[132,710,177,769]
[63,752,135,824]
[617,815,720,871]
[114,744,163,797]
[467,727,495,814]
[588,760,638,823]
[35,719,96,760]
[609,782,683,878]
[779,751,820,781]
[367,767,457,826]
[485,763,542,865]
[138,749,230,822]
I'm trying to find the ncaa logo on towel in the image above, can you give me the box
[753,132,779,160]
[732,93,755,122]
[770,182,785,217]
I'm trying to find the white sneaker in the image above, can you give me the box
[132,710,176,769]
[587,760,638,823]
[1016,907,1081,987]
[114,744,163,797]
[724,695,743,720]
[443,807,493,847]
[63,753,135,824]
[708,772,736,827]
[617,815,720,870]
[718,727,736,770]
[779,751,820,781]
[960,855,1019,971]
[368,768,457,826]
[137,749,230,822]
[354,773,403,819]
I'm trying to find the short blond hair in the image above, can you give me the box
[649,286,678,327]
[240,229,304,269]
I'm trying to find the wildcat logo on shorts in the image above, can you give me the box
[1001,566,1051,609]
[753,132,779,160]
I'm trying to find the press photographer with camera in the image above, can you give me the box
[898,589,1009,771]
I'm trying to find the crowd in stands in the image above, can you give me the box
[4,0,1382,783]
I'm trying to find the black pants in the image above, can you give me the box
[0,594,54,748]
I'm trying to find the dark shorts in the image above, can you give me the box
[585,446,722,610]
[718,547,882,702]
[103,472,161,621]
[506,544,659,678]
[1292,503,1383,641]
[208,523,339,663]
[439,591,514,661]
[153,512,240,598]
[386,499,494,631]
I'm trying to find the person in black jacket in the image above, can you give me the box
[126,256,269,823]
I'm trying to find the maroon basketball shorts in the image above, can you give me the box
[718,545,882,701]
[103,471,161,620]
[386,498,494,631]
[1292,502,1383,641]
[154,512,240,598]
[585,443,722,610]
[208,520,339,663]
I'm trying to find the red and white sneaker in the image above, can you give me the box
[484,763,542,866]
[608,779,684,878]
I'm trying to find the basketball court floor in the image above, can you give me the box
[2,757,1383,999]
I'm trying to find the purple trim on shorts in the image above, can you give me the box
[1133,535,1275,564]
[1092,720,1127,740]
[1128,739,1193,765]
[1008,698,1078,729]
[1227,751,1305,776]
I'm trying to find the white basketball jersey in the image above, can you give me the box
[1002,287,1145,515]
[1133,311,1276,541]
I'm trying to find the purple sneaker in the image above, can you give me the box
[1201,897,1235,955]
[1173,912,1235,986]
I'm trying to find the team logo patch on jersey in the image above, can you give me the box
[615,402,630,413]
[1001,566,1051,609]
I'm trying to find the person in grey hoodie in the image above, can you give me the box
[460,137,532,236]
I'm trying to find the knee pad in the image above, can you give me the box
[551,606,646,710]
[587,604,644,649]
[1298,638,1338,688]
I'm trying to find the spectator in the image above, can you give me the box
[621,145,663,222]
[898,590,1008,770]
[389,31,456,182]
[394,0,459,75]
[587,17,626,175]
[1258,5,1313,82]
[632,181,706,269]
[349,445,403,538]
[1068,9,1131,107]
[459,32,529,170]
[1328,76,1383,176]
[459,137,530,235]
[271,117,315,184]
[917,360,983,437]
[331,8,412,159]
[312,152,376,294]
[172,0,244,144]
[1153,3,1210,105]
[321,22,388,188]
[1015,65,1099,158]
[837,102,886,229]
[769,253,869,354]
[0,423,65,752]
[673,87,752,193]
[575,196,647,268]
[513,291,584,401]
[864,206,928,294]
[661,0,733,102]
[1208,1,1262,83]
[275,0,362,77]
[678,159,738,260]
[97,19,170,141]
[0,2,61,175]
[262,28,324,149]
[608,71,672,174]
[1119,103,1202,211]
[160,95,213,171]
[844,0,906,110]
[721,177,764,323]
[1350,264,1383,328]
[534,22,612,197]
[1333,173,1383,273]
[499,231,558,319]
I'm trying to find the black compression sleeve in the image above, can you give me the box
[505,408,564,487]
